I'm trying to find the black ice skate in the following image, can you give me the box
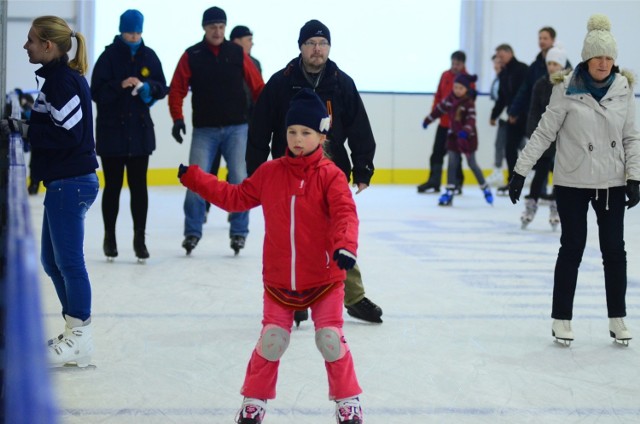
[346,297,383,323]
[294,309,309,328]
[496,184,509,196]
[133,229,150,263]
[416,181,440,193]
[182,235,199,255]
[103,232,118,262]
[230,235,245,255]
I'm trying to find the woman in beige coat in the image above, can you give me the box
[509,14,640,346]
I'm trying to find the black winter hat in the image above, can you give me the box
[298,20,331,47]
[230,25,252,40]
[454,73,478,90]
[286,88,331,134]
[202,6,226,26]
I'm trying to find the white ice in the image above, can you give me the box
[30,184,640,423]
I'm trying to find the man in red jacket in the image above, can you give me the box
[168,6,264,256]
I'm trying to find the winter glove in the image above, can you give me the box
[508,173,526,204]
[333,249,356,270]
[8,118,29,139]
[625,180,640,209]
[422,117,431,129]
[131,82,153,106]
[177,163,190,179]
[458,130,468,139]
[172,119,186,144]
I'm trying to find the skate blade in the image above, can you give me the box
[553,338,572,347]
[106,256,115,263]
[137,258,147,264]
[610,331,631,346]
[51,363,97,372]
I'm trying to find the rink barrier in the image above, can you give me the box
[1,131,58,423]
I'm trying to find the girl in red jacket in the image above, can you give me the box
[423,74,494,206]
[179,88,363,424]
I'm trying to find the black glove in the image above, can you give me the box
[8,118,29,138]
[508,173,526,204]
[333,249,356,270]
[177,163,189,179]
[625,180,640,209]
[171,119,186,143]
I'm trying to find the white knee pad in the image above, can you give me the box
[256,324,290,361]
[315,326,348,362]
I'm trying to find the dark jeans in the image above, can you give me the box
[552,185,627,320]
[100,155,149,233]
[41,173,99,321]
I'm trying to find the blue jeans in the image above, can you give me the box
[184,124,249,239]
[41,173,99,321]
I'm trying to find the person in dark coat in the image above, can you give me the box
[490,44,529,191]
[91,9,168,262]
[246,19,382,325]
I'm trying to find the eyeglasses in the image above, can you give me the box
[303,41,330,48]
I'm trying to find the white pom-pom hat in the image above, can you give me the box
[581,14,617,61]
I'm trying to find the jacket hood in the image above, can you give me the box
[552,67,635,87]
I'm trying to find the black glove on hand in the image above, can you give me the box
[172,119,186,143]
[508,173,526,204]
[177,163,189,179]
[333,249,356,270]
[625,180,640,209]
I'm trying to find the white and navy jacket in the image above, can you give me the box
[28,56,98,184]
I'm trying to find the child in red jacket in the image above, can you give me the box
[423,73,493,206]
[179,88,363,424]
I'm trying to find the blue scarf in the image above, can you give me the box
[120,36,142,56]
[567,63,615,102]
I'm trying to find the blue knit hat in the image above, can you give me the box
[286,88,331,134]
[119,9,144,33]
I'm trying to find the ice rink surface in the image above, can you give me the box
[29,184,640,424]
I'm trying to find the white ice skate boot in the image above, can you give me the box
[520,198,538,229]
[609,317,631,346]
[48,315,93,368]
[335,396,363,423]
[236,398,266,424]
[552,319,573,346]
[549,200,560,231]
[486,167,504,186]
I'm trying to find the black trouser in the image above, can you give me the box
[505,120,526,183]
[552,185,627,320]
[100,155,149,233]
[528,156,554,200]
[427,125,463,187]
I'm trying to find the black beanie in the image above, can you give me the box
[298,20,331,47]
[230,25,252,40]
[202,6,226,26]
[286,88,331,134]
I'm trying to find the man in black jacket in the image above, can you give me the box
[246,19,382,324]
[490,44,529,192]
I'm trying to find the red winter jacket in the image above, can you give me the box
[180,147,358,291]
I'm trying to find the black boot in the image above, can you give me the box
[345,297,383,323]
[417,164,442,193]
[103,232,118,259]
[294,309,309,328]
[133,229,150,260]
[182,235,199,255]
[230,235,246,255]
